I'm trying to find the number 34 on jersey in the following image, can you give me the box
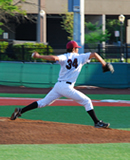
[66,58,78,69]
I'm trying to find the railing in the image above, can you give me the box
[0,43,130,62]
[84,43,130,63]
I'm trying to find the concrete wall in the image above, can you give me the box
[127,19,130,43]
[14,0,39,14]
[17,0,130,15]
[85,0,130,15]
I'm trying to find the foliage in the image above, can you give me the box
[0,0,25,16]
[0,41,8,53]
[0,42,54,62]
[106,19,125,44]
[85,22,111,44]
[91,58,122,63]
[0,22,4,35]
[0,0,26,35]
[0,41,14,61]
[0,54,14,61]
[0,0,26,16]
[0,28,4,35]
[61,13,111,45]
[13,43,54,62]
[61,12,74,40]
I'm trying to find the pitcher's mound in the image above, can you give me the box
[0,117,129,144]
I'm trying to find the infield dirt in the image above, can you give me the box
[0,117,130,144]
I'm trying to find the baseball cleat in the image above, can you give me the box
[10,108,22,120]
[94,120,110,128]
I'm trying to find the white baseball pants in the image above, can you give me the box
[37,81,93,111]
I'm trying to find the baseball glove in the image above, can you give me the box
[102,63,114,73]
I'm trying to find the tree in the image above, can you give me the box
[61,13,111,44]
[85,22,111,44]
[61,12,74,40]
[0,23,4,35]
[106,19,125,44]
[0,0,26,35]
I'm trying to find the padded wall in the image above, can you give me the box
[0,62,129,88]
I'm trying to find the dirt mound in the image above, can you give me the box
[0,117,130,144]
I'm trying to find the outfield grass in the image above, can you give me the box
[0,143,129,160]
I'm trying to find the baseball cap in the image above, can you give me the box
[66,41,81,49]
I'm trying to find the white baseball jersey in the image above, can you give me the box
[37,52,93,111]
[57,52,91,84]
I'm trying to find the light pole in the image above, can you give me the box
[40,10,45,42]
[37,0,41,42]
[37,0,46,43]
[118,14,125,62]
[68,0,84,54]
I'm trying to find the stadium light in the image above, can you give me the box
[118,14,125,62]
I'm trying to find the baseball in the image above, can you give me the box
[31,53,35,58]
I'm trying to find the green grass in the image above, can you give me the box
[0,93,46,98]
[0,143,129,160]
[0,105,130,130]
[0,93,130,100]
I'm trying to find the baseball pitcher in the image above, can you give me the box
[11,41,114,128]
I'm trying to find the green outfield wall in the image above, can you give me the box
[0,61,130,88]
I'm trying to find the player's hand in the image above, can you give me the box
[31,52,40,58]
[102,63,114,73]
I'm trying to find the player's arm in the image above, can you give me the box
[89,52,106,67]
[32,52,59,61]
[89,52,114,73]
